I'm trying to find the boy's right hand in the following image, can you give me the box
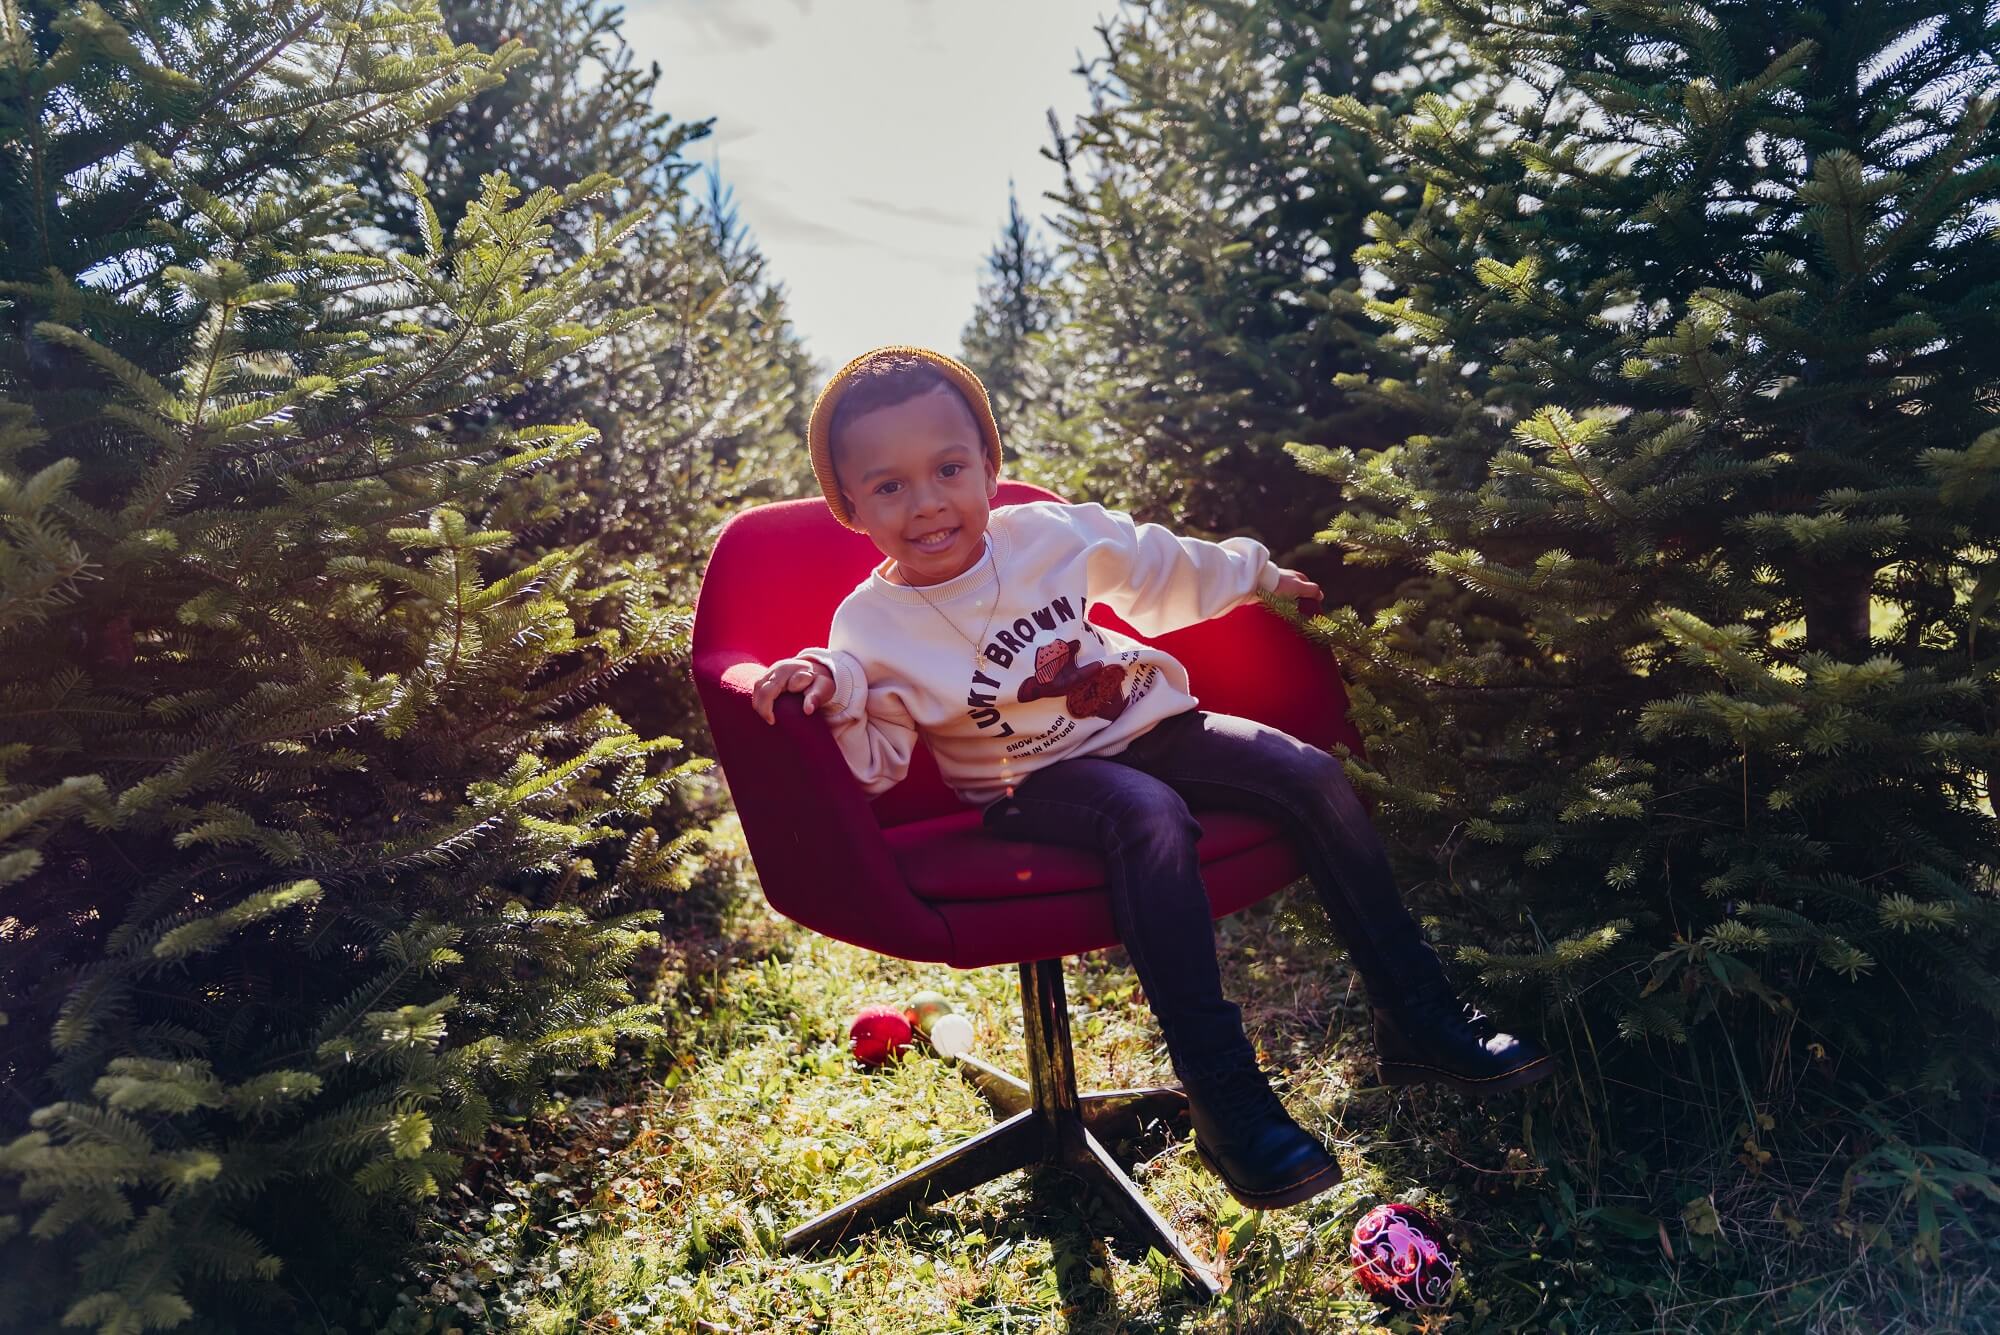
[751,656,836,723]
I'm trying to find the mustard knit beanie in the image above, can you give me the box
[807,344,1004,531]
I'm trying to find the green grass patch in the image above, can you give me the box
[388,858,1998,1334]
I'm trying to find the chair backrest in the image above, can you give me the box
[691,485,1362,827]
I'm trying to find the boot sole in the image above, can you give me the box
[1376,1052,1554,1096]
[1193,1142,1343,1211]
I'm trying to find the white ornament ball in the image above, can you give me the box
[928,1012,975,1058]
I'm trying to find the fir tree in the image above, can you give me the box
[1296,0,2000,1151]
[961,180,1070,448]
[0,2,745,1327]
[375,0,819,583]
[1011,0,1461,574]
[368,0,819,754]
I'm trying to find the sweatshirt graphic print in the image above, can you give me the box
[798,500,1280,808]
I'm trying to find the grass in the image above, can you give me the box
[389,821,2000,1334]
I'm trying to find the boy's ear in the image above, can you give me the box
[985,457,1001,499]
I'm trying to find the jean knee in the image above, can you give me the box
[1275,744,1365,819]
[1102,789,1200,861]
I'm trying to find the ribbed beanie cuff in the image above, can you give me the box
[807,345,1004,531]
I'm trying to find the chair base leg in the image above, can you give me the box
[779,961,1221,1301]
[953,1050,1032,1118]
[782,1108,1042,1253]
[1067,1123,1221,1299]
[1079,1084,1190,1142]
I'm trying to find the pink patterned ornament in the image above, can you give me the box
[1349,1202,1456,1309]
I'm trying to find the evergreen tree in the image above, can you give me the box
[0,2,742,1327]
[1297,0,2000,1158]
[1010,0,1461,573]
[366,0,818,756]
[960,180,1070,448]
[376,0,819,585]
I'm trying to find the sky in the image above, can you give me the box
[622,0,1119,379]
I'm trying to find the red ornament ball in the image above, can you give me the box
[848,1004,914,1067]
[1350,1202,1456,1309]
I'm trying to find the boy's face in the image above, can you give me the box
[834,384,1000,587]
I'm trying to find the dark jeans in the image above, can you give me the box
[981,709,1452,1071]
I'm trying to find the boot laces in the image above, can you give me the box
[1404,987,1495,1039]
[1463,1002,1498,1039]
[1201,1048,1289,1126]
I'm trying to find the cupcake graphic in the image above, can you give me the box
[1016,638,1128,721]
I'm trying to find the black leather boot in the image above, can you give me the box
[1373,991,1553,1094]
[1175,1043,1342,1210]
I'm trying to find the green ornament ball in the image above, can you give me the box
[905,990,954,1034]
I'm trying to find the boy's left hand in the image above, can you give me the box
[1272,568,1323,615]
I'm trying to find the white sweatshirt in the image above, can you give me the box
[798,500,1281,809]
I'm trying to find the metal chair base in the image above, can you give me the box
[781,959,1222,1300]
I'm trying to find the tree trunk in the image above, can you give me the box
[1802,564,1874,659]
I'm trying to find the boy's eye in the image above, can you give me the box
[875,481,900,495]
[940,463,963,477]
[876,463,968,495]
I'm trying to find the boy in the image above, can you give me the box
[752,345,1550,1211]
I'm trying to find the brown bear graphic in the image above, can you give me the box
[1016,638,1128,722]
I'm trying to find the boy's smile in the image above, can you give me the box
[833,383,1000,586]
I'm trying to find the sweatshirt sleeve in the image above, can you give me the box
[794,643,919,798]
[1066,501,1282,637]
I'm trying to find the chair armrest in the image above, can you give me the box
[691,647,959,964]
[1121,600,1364,758]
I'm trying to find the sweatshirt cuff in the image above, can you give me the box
[1256,560,1282,595]
[798,649,861,717]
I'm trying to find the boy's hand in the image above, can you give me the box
[1272,568,1323,615]
[752,656,836,723]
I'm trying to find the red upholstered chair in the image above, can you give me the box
[690,483,1361,1298]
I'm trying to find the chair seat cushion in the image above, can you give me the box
[886,807,1288,903]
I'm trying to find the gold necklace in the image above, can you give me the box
[900,536,1001,673]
